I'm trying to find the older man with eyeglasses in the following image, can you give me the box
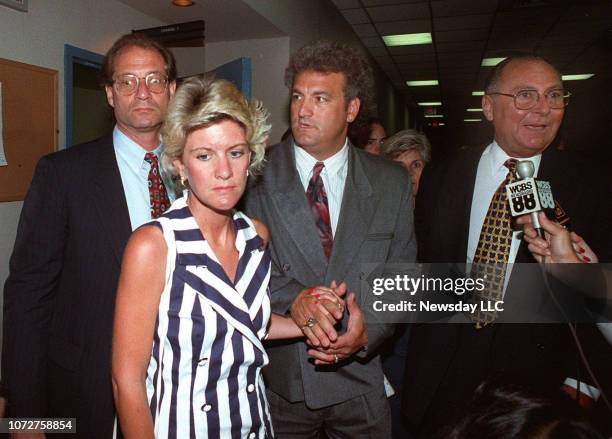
[2,33,176,439]
[401,54,612,438]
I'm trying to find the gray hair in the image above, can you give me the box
[381,129,431,164]
[161,75,270,191]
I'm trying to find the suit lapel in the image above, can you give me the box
[91,137,132,264]
[267,140,328,279]
[444,148,482,262]
[327,147,375,282]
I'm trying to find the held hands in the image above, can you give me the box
[290,281,347,348]
[518,212,597,264]
[306,292,368,366]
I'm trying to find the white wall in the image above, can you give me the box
[205,36,291,144]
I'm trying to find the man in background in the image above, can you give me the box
[403,54,612,438]
[2,33,176,438]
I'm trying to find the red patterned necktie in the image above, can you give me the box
[306,162,333,259]
[144,152,170,219]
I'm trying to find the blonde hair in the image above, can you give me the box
[161,75,270,191]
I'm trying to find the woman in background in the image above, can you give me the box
[112,76,344,438]
[381,129,431,198]
[350,117,387,154]
[380,128,432,438]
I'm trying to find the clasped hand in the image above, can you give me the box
[289,281,367,365]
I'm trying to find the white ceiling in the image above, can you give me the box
[116,0,285,42]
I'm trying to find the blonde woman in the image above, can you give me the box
[112,76,344,438]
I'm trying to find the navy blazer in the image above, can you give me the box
[3,136,132,439]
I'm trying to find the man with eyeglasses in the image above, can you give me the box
[2,33,176,439]
[401,54,612,438]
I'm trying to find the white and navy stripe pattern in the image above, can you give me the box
[146,195,273,439]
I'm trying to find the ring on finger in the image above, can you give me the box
[303,317,317,329]
[334,353,339,364]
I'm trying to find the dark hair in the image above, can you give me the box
[484,54,562,93]
[443,382,605,439]
[349,117,384,149]
[100,33,177,86]
[284,40,375,125]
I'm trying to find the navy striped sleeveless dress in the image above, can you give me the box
[146,195,273,438]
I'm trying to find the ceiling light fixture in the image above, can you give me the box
[472,91,485,96]
[418,102,442,106]
[481,57,506,67]
[383,33,432,47]
[464,118,482,122]
[562,74,595,81]
[424,114,444,118]
[439,123,446,126]
[172,0,194,6]
[466,108,483,112]
[407,80,439,86]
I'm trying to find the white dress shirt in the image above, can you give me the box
[293,140,349,236]
[467,141,542,293]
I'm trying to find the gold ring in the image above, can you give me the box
[303,317,317,329]
[334,353,339,364]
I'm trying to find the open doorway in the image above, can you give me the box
[64,44,113,148]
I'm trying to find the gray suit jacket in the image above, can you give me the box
[244,138,417,408]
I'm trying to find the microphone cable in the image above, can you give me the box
[537,260,612,415]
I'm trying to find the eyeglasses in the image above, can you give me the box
[112,72,169,95]
[487,89,571,110]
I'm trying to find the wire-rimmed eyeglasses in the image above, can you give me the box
[486,89,571,110]
[112,72,169,95]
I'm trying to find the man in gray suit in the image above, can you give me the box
[245,40,417,438]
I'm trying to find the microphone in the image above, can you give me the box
[505,160,555,238]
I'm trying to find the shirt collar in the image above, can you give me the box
[293,138,349,177]
[113,125,163,172]
[487,140,542,176]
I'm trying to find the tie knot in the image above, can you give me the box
[312,162,325,178]
[504,158,518,181]
[504,158,517,173]
[144,152,158,165]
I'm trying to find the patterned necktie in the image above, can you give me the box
[306,162,333,260]
[144,152,170,219]
[471,158,517,327]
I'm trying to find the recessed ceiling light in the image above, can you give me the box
[425,114,444,118]
[562,74,595,81]
[407,80,439,86]
[172,0,194,6]
[481,57,506,67]
[383,33,432,46]
[464,118,482,122]
[466,108,483,112]
[472,91,485,96]
[418,102,442,106]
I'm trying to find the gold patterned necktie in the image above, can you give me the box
[471,158,517,327]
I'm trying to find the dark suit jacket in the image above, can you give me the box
[244,138,417,409]
[2,136,132,439]
[402,145,612,437]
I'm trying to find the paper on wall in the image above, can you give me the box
[0,81,7,166]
